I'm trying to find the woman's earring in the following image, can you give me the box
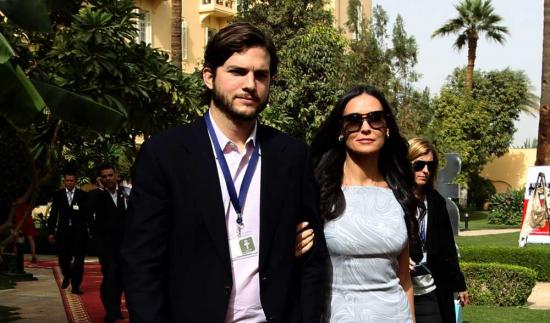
[386,131,390,138]
[338,134,344,142]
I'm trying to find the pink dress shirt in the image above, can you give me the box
[207,110,266,323]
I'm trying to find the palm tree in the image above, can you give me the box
[432,0,508,95]
[536,0,550,165]
[171,0,182,70]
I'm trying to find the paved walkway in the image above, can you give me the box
[0,260,67,322]
[459,228,520,236]
[528,282,550,309]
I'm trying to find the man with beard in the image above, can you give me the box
[121,22,326,322]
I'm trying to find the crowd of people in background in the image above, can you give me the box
[42,164,129,322]
[7,22,468,323]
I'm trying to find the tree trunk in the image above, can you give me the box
[537,0,550,165]
[171,0,182,70]
[465,32,478,95]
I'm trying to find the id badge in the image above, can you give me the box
[229,232,258,261]
[72,204,79,211]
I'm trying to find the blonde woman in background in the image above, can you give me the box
[408,138,469,323]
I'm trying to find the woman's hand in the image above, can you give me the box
[409,258,416,271]
[458,291,470,306]
[295,221,314,258]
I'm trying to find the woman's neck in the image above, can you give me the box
[342,152,387,187]
[415,187,425,199]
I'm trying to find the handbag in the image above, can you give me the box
[519,172,550,247]
[528,172,549,229]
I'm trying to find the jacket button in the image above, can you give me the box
[261,276,268,281]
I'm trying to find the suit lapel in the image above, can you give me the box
[258,126,288,268]
[73,189,80,206]
[426,192,436,253]
[183,119,231,275]
[103,189,116,208]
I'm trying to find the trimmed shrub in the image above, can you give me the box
[462,262,536,306]
[468,174,496,209]
[460,246,550,281]
[488,188,524,225]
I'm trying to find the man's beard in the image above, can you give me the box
[212,85,268,122]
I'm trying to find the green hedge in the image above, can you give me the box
[487,188,524,225]
[462,262,536,306]
[460,246,550,281]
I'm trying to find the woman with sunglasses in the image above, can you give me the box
[309,85,421,322]
[408,138,469,323]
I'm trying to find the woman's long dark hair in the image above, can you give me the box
[311,85,421,259]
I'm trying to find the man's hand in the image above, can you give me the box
[48,234,55,245]
[295,221,314,258]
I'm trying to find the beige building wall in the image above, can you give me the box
[327,0,372,37]
[135,0,171,52]
[183,1,234,72]
[480,148,536,192]
[135,0,235,72]
[135,0,372,72]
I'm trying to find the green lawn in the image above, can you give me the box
[456,230,550,321]
[460,210,519,230]
[456,232,550,251]
[456,232,519,247]
[464,305,550,322]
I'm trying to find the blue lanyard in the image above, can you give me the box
[204,113,260,235]
[418,213,426,251]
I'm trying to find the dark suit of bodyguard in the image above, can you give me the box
[48,173,90,293]
[90,165,129,322]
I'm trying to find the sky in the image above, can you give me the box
[371,0,544,146]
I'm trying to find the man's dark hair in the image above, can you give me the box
[203,22,278,100]
[204,22,278,75]
[63,171,77,178]
[97,163,115,175]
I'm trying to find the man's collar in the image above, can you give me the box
[107,185,119,195]
[207,109,258,151]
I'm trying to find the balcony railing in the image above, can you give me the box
[200,0,236,21]
[202,0,234,7]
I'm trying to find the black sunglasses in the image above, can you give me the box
[341,111,387,133]
[412,160,436,172]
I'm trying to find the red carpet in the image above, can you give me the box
[25,257,128,323]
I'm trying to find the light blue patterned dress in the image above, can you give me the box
[324,186,412,323]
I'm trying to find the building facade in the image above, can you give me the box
[328,0,371,39]
[134,0,371,72]
[480,148,536,193]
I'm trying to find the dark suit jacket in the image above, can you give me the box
[121,118,327,323]
[48,188,90,237]
[425,190,467,322]
[90,187,128,249]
